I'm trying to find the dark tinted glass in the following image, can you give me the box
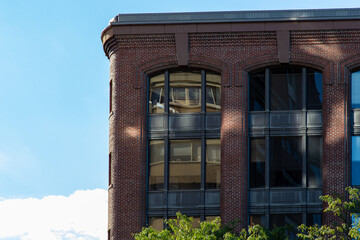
[250,214,265,226]
[149,141,164,190]
[307,69,323,110]
[270,214,302,239]
[249,70,265,111]
[307,136,322,187]
[270,137,302,187]
[307,213,321,226]
[270,67,302,110]
[250,138,265,188]
[352,136,360,185]
[352,71,360,108]
[169,140,201,190]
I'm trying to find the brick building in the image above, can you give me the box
[101,8,360,239]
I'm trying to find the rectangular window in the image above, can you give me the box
[306,69,323,110]
[169,71,202,113]
[206,139,221,189]
[307,136,322,187]
[249,138,265,188]
[149,141,165,190]
[249,214,265,226]
[270,137,302,187]
[249,70,265,111]
[270,67,302,110]
[307,213,321,226]
[270,214,302,239]
[352,71,360,108]
[149,74,165,114]
[169,140,201,190]
[352,136,360,185]
[206,72,221,112]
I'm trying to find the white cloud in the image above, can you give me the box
[0,189,107,240]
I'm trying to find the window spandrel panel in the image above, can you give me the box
[169,140,201,190]
[206,72,221,112]
[149,141,164,190]
[270,137,302,187]
[250,138,265,188]
[307,136,322,187]
[352,136,360,185]
[270,67,302,110]
[206,139,221,189]
[169,71,202,114]
[149,74,165,114]
[352,71,360,109]
[249,70,265,111]
[307,69,323,110]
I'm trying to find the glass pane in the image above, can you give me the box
[169,140,201,190]
[149,141,164,190]
[307,136,322,187]
[307,213,321,226]
[148,217,164,230]
[249,70,265,111]
[352,71,360,108]
[270,67,302,110]
[249,214,265,226]
[250,138,265,188]
[149,74,165,114]
[352,136,360,185]
[206,72,221,112]
[206,139,221,189]
[270,137,302,187]
[169,71,201,113]
[307,69,323,110]
[270,214,302,239]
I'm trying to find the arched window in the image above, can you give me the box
[147,69,221,226]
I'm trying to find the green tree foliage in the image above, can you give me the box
[134,212,289,240]
[297,187,360,240]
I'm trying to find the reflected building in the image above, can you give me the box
[101,8,360,239]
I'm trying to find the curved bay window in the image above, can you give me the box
[249,66,323,229]
[147,69,221,225]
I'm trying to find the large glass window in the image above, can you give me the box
[249,66,323,111]
[149,141,165,190]
[307,136,322,187]
[149,70,221,114]
[351,71,360,109]
[352,136,360,186]
[206,139,221,189]
[249,138,265,188]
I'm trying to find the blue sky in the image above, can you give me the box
[0,0,360,239]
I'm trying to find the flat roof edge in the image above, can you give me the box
[109,8,360,25]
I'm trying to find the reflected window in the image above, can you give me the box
[352,71,360,108]
[149,141,164,190]
[352,136,360,185]
[249,70,265,111]
[169,140,201,190]
[149,69,221,114]
[206,139,221,189]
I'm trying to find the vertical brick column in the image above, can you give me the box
[221,86,247,229]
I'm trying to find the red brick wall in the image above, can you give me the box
[105,28,360,239]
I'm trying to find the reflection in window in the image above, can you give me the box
[206,139,221,189]
[249,214,265,226]
[352,136,360,185]
[352,71,360,108]
[307,69,323,110]
[250,138,265,188]
[170,71,202,113]
[149,141,164,190]
[271,67,302,111]
[249,70,265,111]
[307,136,322,187]
[169,140,201,190]
[149,74,165,114]
[270,137,302,187]
[206,72,221,112]
[270,214,302,239]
